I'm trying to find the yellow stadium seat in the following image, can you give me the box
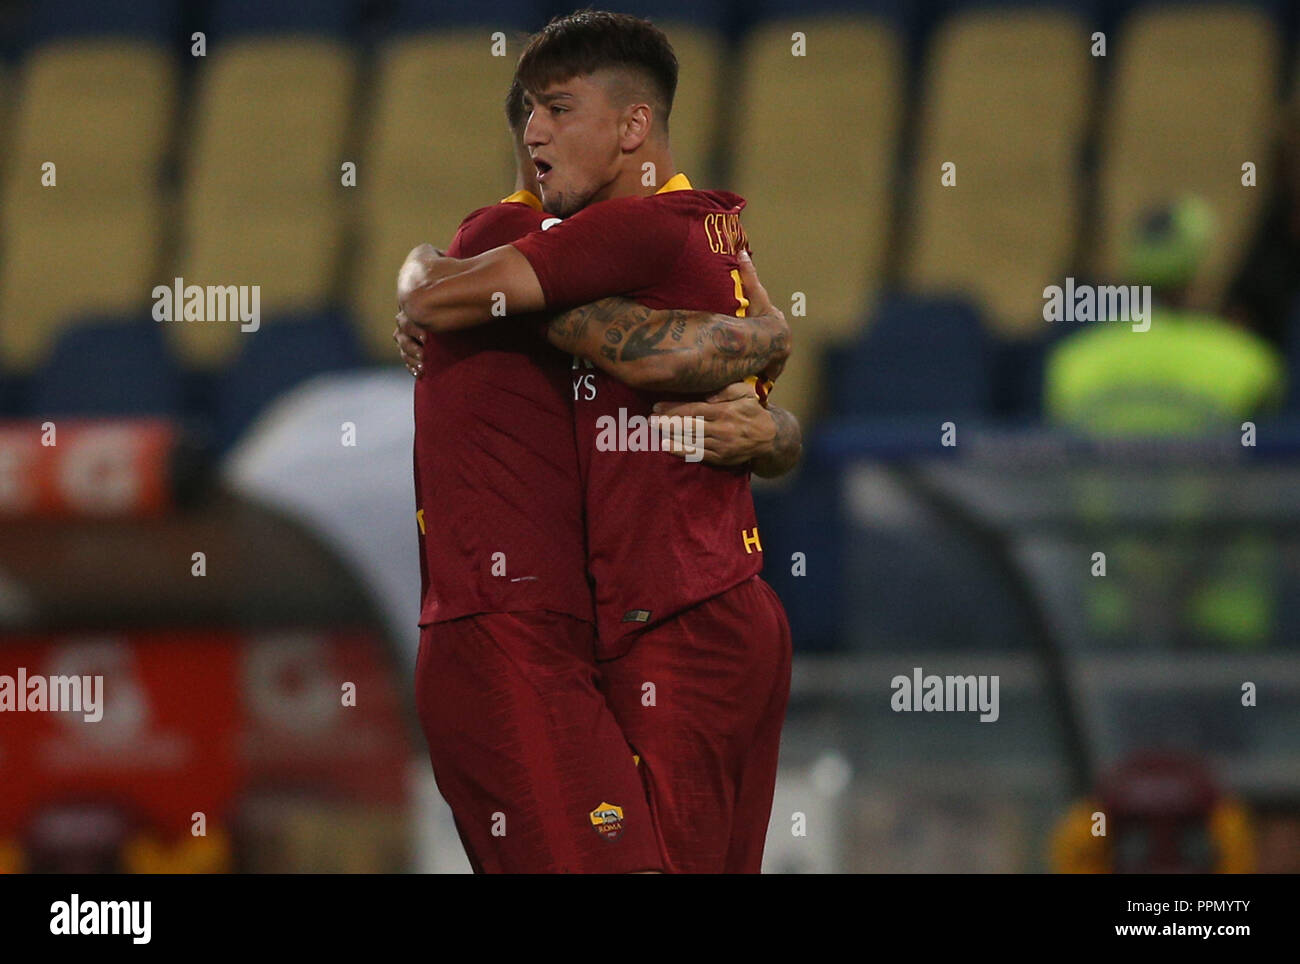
[0,39,175,370]
[655,21,724,184]
[730,15,904,424]
[1092,5,1280,308]
[170,209,345,367]
[183,38,356,214]
[351,31,518,360]
[0,64,8,188]
[0,201,161,370]
[172,36,357,367]
[2,40,176,208]
[903,8,1092,339]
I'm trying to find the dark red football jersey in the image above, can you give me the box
[511,174,765,655]
[413,191,592,627]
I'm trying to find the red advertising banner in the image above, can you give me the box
[0,419,175,519]
[0,630,412,869]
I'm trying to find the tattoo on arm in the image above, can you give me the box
[547,296,789,393]
[752,405,803,479]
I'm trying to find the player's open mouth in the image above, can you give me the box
[534,159,553,181]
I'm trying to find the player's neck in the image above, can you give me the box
[601,144,676,201]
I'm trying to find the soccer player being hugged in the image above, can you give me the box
[398,11,800,873]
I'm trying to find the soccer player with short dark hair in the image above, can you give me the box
[401,10,799,873]
[403,30,794,872]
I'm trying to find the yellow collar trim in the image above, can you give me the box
[501,189,542,210]
[655,173,692,194]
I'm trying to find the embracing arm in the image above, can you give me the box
[751,404,803,478]
[399,243,545,332]
[652,383,803,477]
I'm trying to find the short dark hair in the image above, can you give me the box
[504,78,528,134]
[515,10,677,130]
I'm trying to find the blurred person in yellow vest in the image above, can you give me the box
[1046,197,1285,433]
[1043,198,1285,650]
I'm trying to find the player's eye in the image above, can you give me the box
[551,105,567,115]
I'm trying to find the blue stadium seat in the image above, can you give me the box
[1283,294,1300,411]
[542,1,730,31]
[391,0,546,31]
[207,0,357,38]
[1109,0,1284,25]
[929,0,1101,22]
[29,316,184,416]
[830,295,993,418]
[213,311,365,450]
[752,0,910,29]
[26,0,178,44]
[991,334,1051,420]
[752,469,846,652]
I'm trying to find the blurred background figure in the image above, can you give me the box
[1046,196,1286,436]
[1043,198,1284,654]
[1,0,1298,873]
[1051,750,1254,873]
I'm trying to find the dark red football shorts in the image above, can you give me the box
[598,575,793,874]
[414,611,663,873]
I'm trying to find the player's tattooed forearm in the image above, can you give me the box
[664,313,789,392]
[708,318,746,356]
[620,317,681,361]
[546,296,789,392]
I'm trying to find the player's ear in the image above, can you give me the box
[620,102,653,152]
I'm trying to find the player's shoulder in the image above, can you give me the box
[656,187,747,215]
[564,187,747,226]
[458,199,546,233]
[452,199,547,256]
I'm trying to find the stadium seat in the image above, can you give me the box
[28,316,184,416]
[754,0,908,22]
[1283,294,1300,411]
[2,41,176,207]
[393,0,544,32]
[564,0,728,30]
[752,468,847,652]
[0,63,8,184]
[1091,4,1281,308]
[351,29,520,360]
[730,12,905,425]
[902,6,1092,340]
[212,312,365,450]
[175,36,356,367]
[206,0,357,38]
[829,295,993,417]
[183,39,355,213]
[0,37,175,371]
[171,209,348,367]
[0,205,163,372]
[26,0,177,44]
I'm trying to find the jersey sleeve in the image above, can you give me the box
[509,198,690,310]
